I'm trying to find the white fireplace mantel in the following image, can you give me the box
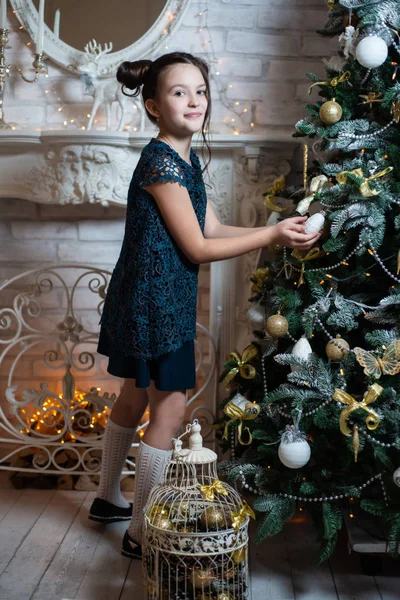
[0,130,297,206]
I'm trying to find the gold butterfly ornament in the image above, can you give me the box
[354,340,400,379]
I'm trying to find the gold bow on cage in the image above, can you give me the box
[200,479,229,502]
[231,501,256,532]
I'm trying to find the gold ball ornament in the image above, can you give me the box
[265,313,289,338]
[192,567,217,588]
[152,515,174,530]
[232,546,246,564]
[325,335,350,361]
[216,593,235,600]
[147,504,169,521]
[319,99,343,125]
[200,505,227,530]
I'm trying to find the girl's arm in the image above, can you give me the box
[146,181,320,265]
[204,199,266,238]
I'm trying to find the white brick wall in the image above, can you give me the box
[2,0,334,134]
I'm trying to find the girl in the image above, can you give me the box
[88,52,320,558]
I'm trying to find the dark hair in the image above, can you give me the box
[117,52,211,170]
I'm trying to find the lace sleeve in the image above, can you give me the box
[138,149,187,189]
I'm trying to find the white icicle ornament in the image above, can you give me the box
[278,424,311,469]
[247,302,265,326]
[305,211,326,234]
[393,467,400,488]
[356,35,388,69]
[290,336,312,372]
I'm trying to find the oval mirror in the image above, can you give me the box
[10,0,189,75]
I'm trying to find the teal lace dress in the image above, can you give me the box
[97,138,207,391]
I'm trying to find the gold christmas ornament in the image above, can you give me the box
[391,100,400,123]
[232,546,246,564]
[152,515,174,530]
[216,593,235,600]
[200,505,227,530]
[326,335,350,361]
[319,98,343,124]
[192,567,217,588]
[265,313,289,338]
[333,383,383,436]
[352,424,360,462]
[147,504,170,521]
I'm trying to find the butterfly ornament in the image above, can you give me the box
[354,340,400,379]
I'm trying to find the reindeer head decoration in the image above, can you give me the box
[76,39,114,93]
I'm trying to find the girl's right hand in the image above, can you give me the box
[269,216,321,249]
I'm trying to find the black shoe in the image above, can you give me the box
[88,498,133,523]
[121,530,142,559]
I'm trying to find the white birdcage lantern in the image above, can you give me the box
[142,420,252,600]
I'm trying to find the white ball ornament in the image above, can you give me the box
[278,438,311,469]
[291,336,312,372]
[356,35,388,69]
[305,212,326,234]
[393,466,400,488]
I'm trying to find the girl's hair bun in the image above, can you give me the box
[117,60,152,96]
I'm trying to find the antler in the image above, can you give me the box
[83,39,113,60]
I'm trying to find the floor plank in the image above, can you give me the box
[30,492,104,600]
[249,525,295,600]
[328,529,382,600]
[0,489,56,578]
[74,520,132,600]
[0,490,86,600]
[285,514,338,600]
[0,489,23,523]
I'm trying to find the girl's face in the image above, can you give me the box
[147,63,208,136]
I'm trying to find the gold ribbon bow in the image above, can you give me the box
[231,501,256,532]
[336,167,393,198]
[251,267,270,294]
[359,92,383,108]
[264,175,286,212]
[200,479,229,502]
[222,344,259,389]
[308,70,351,95]
[222,401,261,445]
[292,246,326,285]
[333,383,383,436]
[326,0,338,10]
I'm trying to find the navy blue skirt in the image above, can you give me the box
[97,329,196,391]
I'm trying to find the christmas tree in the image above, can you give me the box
[219,0,400,564]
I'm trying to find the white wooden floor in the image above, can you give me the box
[0,482,399,600]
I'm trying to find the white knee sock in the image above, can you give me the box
[128,440,172,542]
[96,417,136,508]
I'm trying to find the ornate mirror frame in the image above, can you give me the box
[10,0,189,75]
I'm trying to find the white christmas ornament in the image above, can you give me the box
[393,467,400,488]
[291,336,312,372]
[278,425,311,469]
[266,211,281,227]
[356,35,388,69]
[338,25,358,59]
[247,302,265,326]
[305,211,326,234]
